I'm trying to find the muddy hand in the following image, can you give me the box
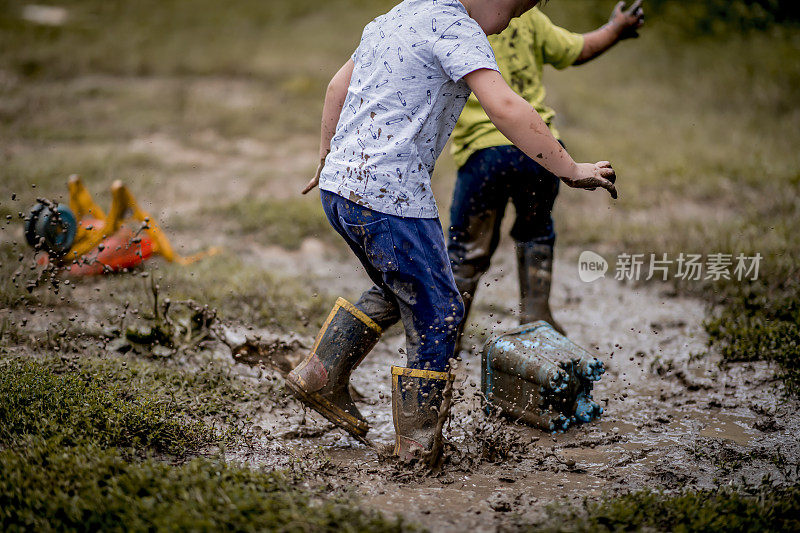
[301,157,326,195]
[611,0,645,40]
[563,162,617,199]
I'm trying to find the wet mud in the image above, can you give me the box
[219,240,800,531]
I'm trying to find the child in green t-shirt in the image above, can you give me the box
[448,1,644,350]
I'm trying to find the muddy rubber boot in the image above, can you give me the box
[286,298,381,440]
[516,241,565,335]
[391,366,454,462]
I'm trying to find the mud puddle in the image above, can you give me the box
[215,240,800,531]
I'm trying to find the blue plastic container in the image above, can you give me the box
[481,321,605,431]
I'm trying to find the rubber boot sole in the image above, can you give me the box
[285,375,369,440]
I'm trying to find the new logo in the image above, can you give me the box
[578,250,608,283]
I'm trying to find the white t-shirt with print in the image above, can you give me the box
[318,0,499,218]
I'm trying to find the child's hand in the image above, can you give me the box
[609,0,645,40]
[301,157,326,195]
[562,161,618,199]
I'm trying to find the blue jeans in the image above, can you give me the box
[446,145,561,350]
[447,144,560,289]
[321,190,464,372]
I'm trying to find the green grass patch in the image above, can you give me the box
[705,280,800,395]
[0,440,411,532]
[0,357,215,454]
[0,356,412,532]
[216,196,339,250]
[515,484,800,533]
[47,352,268,421]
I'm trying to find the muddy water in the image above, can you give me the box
[225,239,799,531]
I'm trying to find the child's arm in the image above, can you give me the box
[573,0,644,65]
[465,68,617,199]
[302,60,355,194]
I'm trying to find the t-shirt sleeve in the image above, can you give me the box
[536,11,584,70]
[432,17,499,83]
[352,19,376,63]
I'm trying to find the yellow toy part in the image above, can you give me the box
[64,175,219,265]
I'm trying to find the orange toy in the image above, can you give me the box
[29,175,219,275]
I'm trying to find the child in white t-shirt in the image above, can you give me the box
[289,0,617,462]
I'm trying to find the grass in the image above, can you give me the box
[215,196,340,250]
[42,352,268,421]
[0,357,412,532]
[0,356,232,453]
[511,483,800,533]
[705,281,800,395]
[0,441,405,532]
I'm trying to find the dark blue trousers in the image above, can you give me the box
[447,144,560,291]
[321,189,464,372]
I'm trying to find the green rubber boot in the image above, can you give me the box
[287,298,381,439]
[516,241,565,335]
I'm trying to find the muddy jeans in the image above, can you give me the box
[321,190,464,372]
[447,145,560,333]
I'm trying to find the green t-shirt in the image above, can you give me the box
[451,8,584,168]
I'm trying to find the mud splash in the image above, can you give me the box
[215,241,800,531]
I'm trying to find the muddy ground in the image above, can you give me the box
[3,132,798,531]
[2,126,798,530]
[212,235,798,531]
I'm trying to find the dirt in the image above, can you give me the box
[206,232,799,532]
[3,132,798,532]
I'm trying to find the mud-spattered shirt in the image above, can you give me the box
[318,0,499,218]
